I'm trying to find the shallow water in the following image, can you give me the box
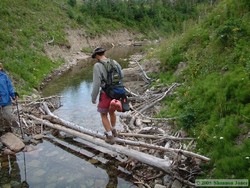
[42,46,141,131]
[0,46,142,187]
[1,138,136,187]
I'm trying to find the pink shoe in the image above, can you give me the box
[109,99,123,112]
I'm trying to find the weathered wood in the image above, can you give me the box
[27,114,173,173]
[40,102,210,161]
[116,137,209,161]
[118,132,195,141]
[135,60,152,84]
[126,83,180,128]
[138,83,179,113]
[45,136,115,162]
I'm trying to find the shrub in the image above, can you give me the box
[68,0,76,7]
[217,19,246,47]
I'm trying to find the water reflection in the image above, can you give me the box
[0,155,22,186]
[45,136,135,188]
[5,138,135,188]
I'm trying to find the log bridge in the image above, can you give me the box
[17,83,210,186]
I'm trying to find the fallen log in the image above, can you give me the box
[40,103,210,161]
[118,132,195,141]
[27,114,173,174]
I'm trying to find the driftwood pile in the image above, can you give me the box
[15,81,210,187]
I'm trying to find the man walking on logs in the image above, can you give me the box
[91,47,125,144]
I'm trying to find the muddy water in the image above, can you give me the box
[0,46,142,188]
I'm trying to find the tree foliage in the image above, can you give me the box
[75,0,210,35]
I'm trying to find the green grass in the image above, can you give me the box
[153,0,250,179]
[0,0,72,94]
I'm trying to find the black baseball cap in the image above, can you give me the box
[91,47,106,58]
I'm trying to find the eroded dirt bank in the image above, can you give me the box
[41,29,148,87]
[45,29,140,62]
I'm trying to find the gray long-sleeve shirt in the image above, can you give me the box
[91,58,123,103]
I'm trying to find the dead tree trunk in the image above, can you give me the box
[40,102,210,161]
[28,114,173,173]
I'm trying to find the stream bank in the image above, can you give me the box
[41,29,158,89]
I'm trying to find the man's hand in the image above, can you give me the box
[92,100,96,104]
[14,92,19,97]
[14,92,19,101]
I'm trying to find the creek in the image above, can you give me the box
[0,46,142,188]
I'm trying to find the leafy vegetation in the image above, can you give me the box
[0,0,72,94]
[154,0,250,179]
[73,0,202,36]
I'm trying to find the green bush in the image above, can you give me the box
[75,0,203,36]
[217,19,247,47]
[68,0,76,7]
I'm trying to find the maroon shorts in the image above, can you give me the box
[97,92,112,113]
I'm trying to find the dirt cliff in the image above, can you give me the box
[44,29,140,63]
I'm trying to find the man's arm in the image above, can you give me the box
[6,75,16,100]
[91,64,102,103]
